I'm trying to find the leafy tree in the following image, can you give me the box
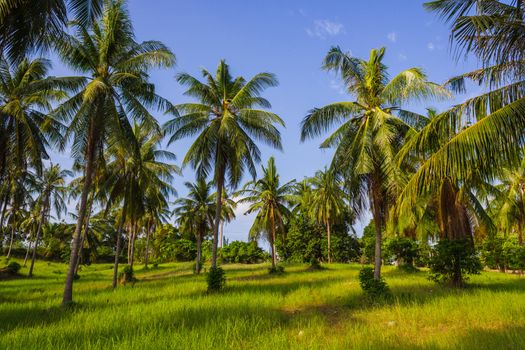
[238,157,295,268]
[55,0,175,304]
[309,169,347,263]
[164,60,284,269]
[28,164,71,277]
[301,46,447,279]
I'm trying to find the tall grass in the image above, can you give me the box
[0,258,524,349]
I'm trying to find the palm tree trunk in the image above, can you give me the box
[129,222,137,269]
[327,220,331,264]
[6,225,15,259]
[62,127,96,306]
[112,207,127,288]
[29,201,47,277]
[144,221,153,269]
[270,211,277,269]
[0,192,9,227]
[23,239,32,266]
[371,178,383,281]
[211,168,225,268]
[75,197,93,275]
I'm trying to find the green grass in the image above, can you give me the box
[1,259,524,349]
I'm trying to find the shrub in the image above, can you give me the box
[118,265,136,285]
[384,236,419,269]
[309,257,322,270]
[429,239,482,287]
[207,266,226,292]
[358,267,390,299]
[7,261,21,274]
[268,265,285,274]
[219,241,267,264]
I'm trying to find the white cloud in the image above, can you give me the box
[387,32,397,43]
[398,53,407,61]
[427,42,435,51]
[306,19,345,39]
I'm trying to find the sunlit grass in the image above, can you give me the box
[1,258,524,349]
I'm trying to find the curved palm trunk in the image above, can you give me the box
[29,201,47,277]
[6,225,15,259]
[326,220,331,264]
[211,168,225,268]
[0,192,9,228]
[270,211,277,268]
[112,207,127,288]
[75,197,93,275]
[23,241,32,266]
[62,127,96,306]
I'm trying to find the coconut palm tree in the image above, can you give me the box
[301,47,448,279]
[173,179,215,274]
[0,0,103,61]
[238,157,295,268]
[308,169,347,263]
[54,0,175,304]
[399,1,525,218]
[164,60,284,268]
[28,164,71,277]
[103,123,178,286]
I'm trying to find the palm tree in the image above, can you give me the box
[301,47,448,279]
[398,1,525,221]
[173,179,215,274]
[103,123,178,286]
[0,0,103,61]
[54,1,175,304]
[164,60,284,268]
[496,159,525,245]
[238,157,295,268]
[308,169,347,263]
[28,164,71,277]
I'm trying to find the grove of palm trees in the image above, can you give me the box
[1,1,525,349]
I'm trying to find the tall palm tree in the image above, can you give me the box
[496,158,525,245]
[399,1,525,218]
[164,60,284,268]
[173,179,215,274]
[0,0,103,61]
[301,47,448,279]
[238,157,295,268]
[103,123,177,286]
[308,169,347,263]
[28,164,71,277]
[54,0,175,304]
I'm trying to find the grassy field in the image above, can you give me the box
[0,259,524,350]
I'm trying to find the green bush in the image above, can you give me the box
[268,265,285,274]
[118,265,136,285]
[7,261,21,274]
[384,236,419,269]
[429,239,482,287]
[207,266,226,292]
[358,267,390,299]
[309,257,322,270]
[219,241,267,264]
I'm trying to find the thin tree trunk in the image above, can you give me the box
[211,169,224,268]
[75,200,93,276]
[127,223,132,263]
[144,221,152,269]
[23,240,32,266]
[62,127,96,306]
[6,225,15,259]
[327,220,331,264]
[112,207,127,288]
[270,211,277,268]
[129,222,137,269]
[371,179,383,281]
[0,192,9,227]
[29,201,47,277]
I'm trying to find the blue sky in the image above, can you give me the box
[50,1,480,244]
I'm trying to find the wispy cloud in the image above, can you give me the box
[427,42,435,51]
[387,32,397,43]
[306,19,345,39]
[398,53,407,61]
[329,79,345,95]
